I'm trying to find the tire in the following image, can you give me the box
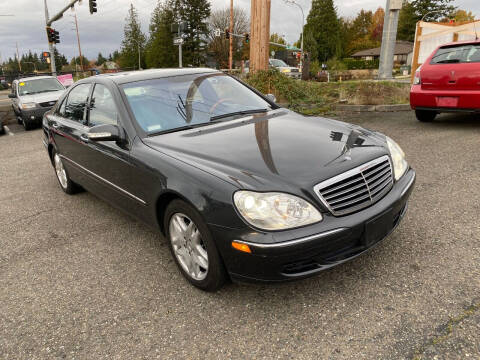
[22,118,33,131]
[164,199,227,291]
[0,125,4,135]
[12,105,19,116]
[52,150,81,195]
[415,110,437,122]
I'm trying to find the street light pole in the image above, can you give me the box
[284,0,304,69]
[421,10,446,22]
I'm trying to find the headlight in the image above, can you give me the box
[281,68,291,73]
[386,137,408,181]
[21,102,37,109]
[233,191,323,231]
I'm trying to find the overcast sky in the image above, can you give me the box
[0,0,479,62]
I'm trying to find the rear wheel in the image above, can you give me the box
[415,110,437,122]
[52,151,81,195]
[164,199,227,291]
[22,118,33,131]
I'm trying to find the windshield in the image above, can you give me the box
[270,59,288,67]
[121,73,273,134]
[18,78,65,96]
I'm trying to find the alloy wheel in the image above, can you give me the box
[169,213,209,281]
[54,154,68,189]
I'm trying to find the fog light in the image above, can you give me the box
[232,241,251,253]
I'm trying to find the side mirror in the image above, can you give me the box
[8,93,16,99]
[87,124,123,142]
[265,93,276,103]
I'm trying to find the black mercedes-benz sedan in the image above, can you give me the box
[42,68,415,291]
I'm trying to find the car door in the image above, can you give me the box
[50,82,92,172]
[80,82,145,213]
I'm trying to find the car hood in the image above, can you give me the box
[143,109,390,194]
[20,90,64,104]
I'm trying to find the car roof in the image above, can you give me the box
[16,75,58,82]
[87,68,221,85]
[438,39,480,48]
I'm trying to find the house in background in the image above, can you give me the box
[352,41,414,65]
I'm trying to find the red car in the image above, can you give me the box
[410,40,480,122]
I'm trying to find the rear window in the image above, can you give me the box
[430,44,480,64]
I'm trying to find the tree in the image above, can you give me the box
[119,4,147,69]
[146,0,177,68]
[398,0,457,42]
[269,33,287,53]
[452,9,475,22]
[207,7,249,68]
[370,7,385,42]
[303,0,341,62]
[96,52,107,65]
[174,0,211,66]
[70,55,89,70]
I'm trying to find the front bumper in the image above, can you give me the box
[20,107,52,122]
[211,169,416,282]
[285,72,301,79]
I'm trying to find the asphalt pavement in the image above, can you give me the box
[0,111,479,359]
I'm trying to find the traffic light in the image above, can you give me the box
[41,51,51,63]
[89,0,97,14]
[46,27,59,44]
[225,29,230,39]
[244,33,249,43]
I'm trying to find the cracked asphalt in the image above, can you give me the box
[0,111,479,359]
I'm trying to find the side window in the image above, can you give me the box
[12,82,17,96]
[88,84,118,127]
[64,84,91,124]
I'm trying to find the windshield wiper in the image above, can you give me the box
[35,89,62,94]
[435,59,461,64]
[210,108,269,121]
[148,122,213,136]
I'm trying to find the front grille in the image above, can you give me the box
[314,155,393,216]
[290,68,299,72]
[39,101,56,108]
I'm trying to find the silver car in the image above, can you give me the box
[244,59,301,79]
[10,76,65,130]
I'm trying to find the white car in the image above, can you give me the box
[10,76,65,130]
[244,59,301,79]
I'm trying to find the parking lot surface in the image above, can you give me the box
[0,111,479,359]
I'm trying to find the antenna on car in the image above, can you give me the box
[474,19,479,40]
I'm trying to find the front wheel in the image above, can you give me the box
[164,200,227,291]
[415,110,437,122]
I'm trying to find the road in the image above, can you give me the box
[0,90,10,106]
[0,111,479,359]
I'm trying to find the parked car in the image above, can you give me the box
[410,40,480,122]
[10,75,65,130]
[43,68,415,291]
[244,59,301,79]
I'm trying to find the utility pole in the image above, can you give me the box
[15,42,22,72]
[250,0,271,72]
[44,0,57,75]
[378,0,403,79]
[73,12,84,74]
[229,0,233,70]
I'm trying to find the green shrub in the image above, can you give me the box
[343,58,379,70]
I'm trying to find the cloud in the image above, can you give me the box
[0,0,478,62]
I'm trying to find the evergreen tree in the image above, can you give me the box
[145,1,177,68]
[303,0,341,62]
[119,4,147,69]
[97,52,107,65]
[174,0,211,66]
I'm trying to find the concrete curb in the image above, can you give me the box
[335,104,411,112]
[0,105,16,126]
[278,103,411,113]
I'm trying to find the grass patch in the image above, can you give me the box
[244,69,410,115]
